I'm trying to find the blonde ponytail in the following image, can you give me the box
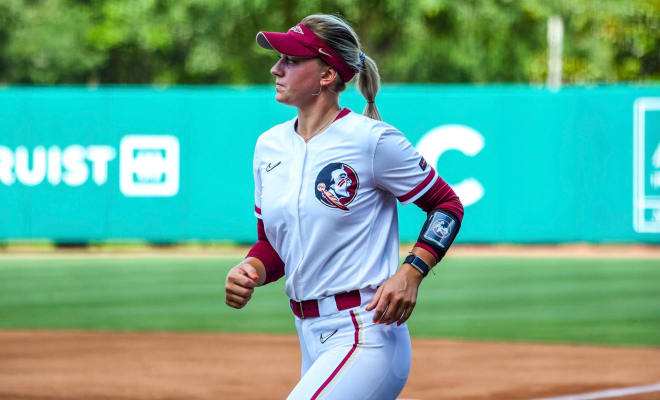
[301,14,383,120]
[357,54,381,121]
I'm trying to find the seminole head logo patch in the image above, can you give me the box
[315,163,359,211]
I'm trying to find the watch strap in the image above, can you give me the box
[403,254,430,277]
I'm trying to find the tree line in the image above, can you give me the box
[0,0,657,85]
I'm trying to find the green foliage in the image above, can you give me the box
[0,0,657,84]
[2,0,106,83]
[1,256,659,346]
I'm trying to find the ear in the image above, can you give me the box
[320,66,338,87]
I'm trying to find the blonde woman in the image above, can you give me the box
[225,14,464,399]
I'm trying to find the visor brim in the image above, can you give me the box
[256,31,317,57]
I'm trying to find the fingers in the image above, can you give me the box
[397,303,415,326]
[226,293,250,303]
[226,275,256,290]
[240,263,260,281]
[227,265,258,289]
[226,300,242,308]
[224,276,255,306]
[226,285,254,298]
[370,291,390,323]
[370,290,417,325]
[226,298,247,309]
[226,292,252,308]
[225,263,260,309]
[379,295,405,325]
[225,289,253,309]
[365,286,383,311]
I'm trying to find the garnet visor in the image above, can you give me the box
[256,23,357,83]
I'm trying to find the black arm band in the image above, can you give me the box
[417,209,461,262]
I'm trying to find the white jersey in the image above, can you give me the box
[253,110,437,301]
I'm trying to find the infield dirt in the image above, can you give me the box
[1,330,659,400]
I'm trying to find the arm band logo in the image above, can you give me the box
[418,209,460,260]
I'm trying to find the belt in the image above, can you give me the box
[290,289,361,319]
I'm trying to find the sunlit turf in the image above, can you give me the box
[0,256,658,346]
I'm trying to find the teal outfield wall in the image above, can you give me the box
[1,85,659,243]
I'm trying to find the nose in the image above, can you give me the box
[271,58,283,77]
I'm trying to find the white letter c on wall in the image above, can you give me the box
[416,125,485,207]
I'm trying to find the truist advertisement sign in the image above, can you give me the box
[0,136,179,196]
[1,86,659,243]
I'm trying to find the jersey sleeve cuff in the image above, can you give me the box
[397,168,438,205]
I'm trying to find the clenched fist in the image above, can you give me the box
[225,261,265,309]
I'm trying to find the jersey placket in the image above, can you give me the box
[289,133,310,300]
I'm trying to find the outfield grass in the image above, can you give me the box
[0,256,658,346]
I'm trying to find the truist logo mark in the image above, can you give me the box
[289,25,304,35]
[119,135,179,197]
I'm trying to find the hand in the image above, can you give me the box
[225,262,261,309]
[365,264,424,326]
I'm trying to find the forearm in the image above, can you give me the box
[398,246,435,280]
[410,246,437,267]
[246,240,285,285]
[403,176,463,278]
[246,219,285,285]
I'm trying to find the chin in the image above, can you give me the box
[275,93,294,106]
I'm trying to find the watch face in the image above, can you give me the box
[423,212,456,249]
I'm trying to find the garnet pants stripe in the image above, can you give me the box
[310,310,360,400]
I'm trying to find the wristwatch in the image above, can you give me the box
[403,254,430,277]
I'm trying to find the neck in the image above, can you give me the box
[296,95,341,142]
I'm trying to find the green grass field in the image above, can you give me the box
[0,256,658,346]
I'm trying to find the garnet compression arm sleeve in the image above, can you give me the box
[246,219,285,284]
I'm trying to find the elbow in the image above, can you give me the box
[454,195,464,223]
[436,193,463,223]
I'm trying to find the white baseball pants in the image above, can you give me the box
[287,298,411,400]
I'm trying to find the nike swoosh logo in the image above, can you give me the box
[318,48,331,57]
[320,329,338,344]
[265,161,281,172]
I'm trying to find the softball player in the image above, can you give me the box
[225,14,464,400]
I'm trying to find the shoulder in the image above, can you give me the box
[256,118,294,144]
[339,112,405,155]
[254,117,295,154]
[338,111,402,144]
[341,111,394,132]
